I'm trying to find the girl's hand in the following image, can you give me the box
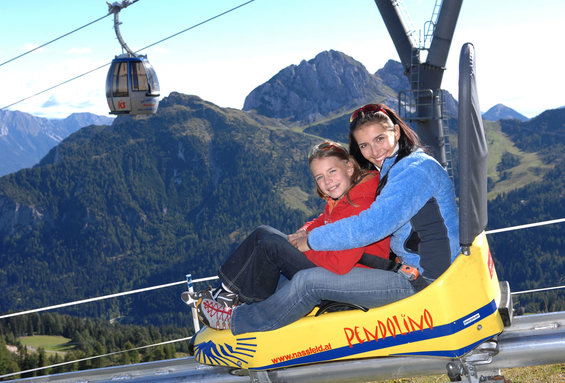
[291,235,311,252]
[287,229,307,246]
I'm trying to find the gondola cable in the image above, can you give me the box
[0,14,109,68]
[0,3,140,69]
[1,63,111,111]
[0,0,256,112]
[136,0,255,53]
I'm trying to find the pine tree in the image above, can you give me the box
[0,340,19,376]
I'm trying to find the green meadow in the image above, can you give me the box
[484,120,553,199]
[17,335,74,355]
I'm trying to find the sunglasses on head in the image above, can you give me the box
[308,142,347,160]
[349,104,389,127]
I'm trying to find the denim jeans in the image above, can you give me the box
[218,225,316,303]
[230,266,416,335]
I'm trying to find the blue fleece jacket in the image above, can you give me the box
[308,149,460,279]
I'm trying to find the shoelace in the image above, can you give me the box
[202,299,233,322]
[211,287,225,300]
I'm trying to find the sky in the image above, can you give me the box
[0,0,563,120]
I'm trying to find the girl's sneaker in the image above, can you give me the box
[181,286,239,309]
[196,298,233,330]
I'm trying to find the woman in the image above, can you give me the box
[196,104,459,334]
[188,141,390,330]
[299,104,460,279]
[197,103,459,335]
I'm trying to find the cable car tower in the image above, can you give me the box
[105,0,160,115]
[375,0,462,173]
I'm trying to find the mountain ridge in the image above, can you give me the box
[0,110,113,176]
[243,50,398,124]
[483,103,528,122]
[0,93,324,323]
[0,51,564,324]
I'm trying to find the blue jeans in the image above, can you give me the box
[218,225,316,303]
[231,266,416,335]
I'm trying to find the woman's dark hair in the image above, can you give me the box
[348,103,423,169]
[308,141,369,202]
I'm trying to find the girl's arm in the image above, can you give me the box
[304,175,388,274]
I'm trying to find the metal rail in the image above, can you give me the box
[10,311,565,382]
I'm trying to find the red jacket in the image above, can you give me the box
[300,171,390,274]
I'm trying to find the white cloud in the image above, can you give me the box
[41,95,60,108]
[66,47,92,55]
[148,46,169,54]
[22,43,44,53]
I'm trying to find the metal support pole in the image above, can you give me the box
[375,0,462,166]
[107,0,138,57]
[186,274,201,332]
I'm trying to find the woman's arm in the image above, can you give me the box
[308,159,441,251]
[287,205,329,247]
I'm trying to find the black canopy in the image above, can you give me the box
[458,43,488,248]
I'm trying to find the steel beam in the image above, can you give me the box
[12,312,565,383]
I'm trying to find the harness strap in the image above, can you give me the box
[359,253,429,292]
[358,252,398,270]
[408,275,429,292]
[396,264,429,292]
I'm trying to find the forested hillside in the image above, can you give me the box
[487,165,565,313]
[500,108,565,162]
[0,93,324,325]
[1,52,564,330]
[0,312,190,378]
[485,108,565,313]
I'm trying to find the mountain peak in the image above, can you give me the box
[62,112,114,126]
[243,50,395,124]
[483,104,528,122]
[0,109,114,176]
[374,59,409,93]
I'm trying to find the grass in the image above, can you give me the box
[280,185,316,216]
[17,335,74,355]
[483,120,553,199]
[13,335,565,381]
[502,364,565,382]
[373,363,565,382]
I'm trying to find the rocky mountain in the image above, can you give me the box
[260,54,457,145]
[374,59,409,94]
[1,50,563,326]
[243,50,398,124]
[374,59,458,118]
[483,104,528,122]
[243,51,458,129]
[0,110,114,176]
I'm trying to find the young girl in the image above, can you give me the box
[185,141,390,330]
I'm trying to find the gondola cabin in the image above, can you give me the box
[105,54,160,115]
